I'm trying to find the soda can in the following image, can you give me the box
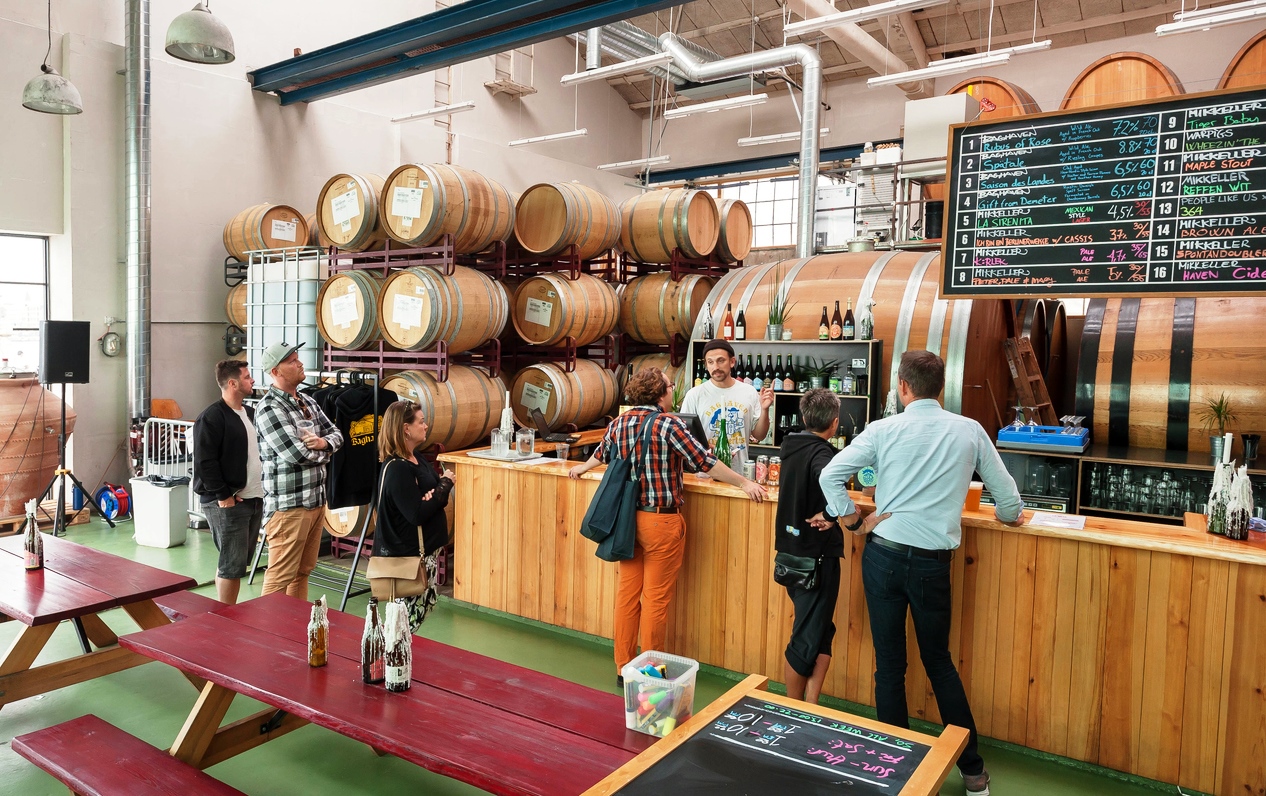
[742,460,756,481]
[755,455,769,485]
[768,456,781,487]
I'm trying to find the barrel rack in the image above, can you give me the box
[620,247,742,283]
[222,256,248,356]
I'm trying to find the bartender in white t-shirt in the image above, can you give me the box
[679,339,774,471]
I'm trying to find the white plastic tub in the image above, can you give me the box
[621,650,698,738]
[128,477,189,548]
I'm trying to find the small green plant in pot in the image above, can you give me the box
[801,357,839,390]
[766,265,795,340]
[1198,393,1236,462]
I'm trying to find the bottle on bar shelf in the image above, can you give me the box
[842,298,855,340]
[694,358,704,387]
[843,366,856,396]
[771,354,783,392]
[743,355,754,386]
[751,355,764,390]
[714,417,732,468]
[385,600,412,693]
[361,597,386,685]
[308,595,328,668]
[702,302,714,339]
[830,301,843,340]
[783,357,796,392]
[735,306,747,340]
[818,306,830,340]
[722,303,735,340]
[22,498,41,571]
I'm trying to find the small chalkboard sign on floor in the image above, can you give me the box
[585,675,968,796]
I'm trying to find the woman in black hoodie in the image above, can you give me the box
[373,400,455,631]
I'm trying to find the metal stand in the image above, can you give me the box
[37,383,115,537]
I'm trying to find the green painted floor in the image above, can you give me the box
[1,519,1177,795]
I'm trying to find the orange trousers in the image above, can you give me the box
[614,511,686,674]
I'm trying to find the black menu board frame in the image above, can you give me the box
[584,674,968,796]
[941,85,1266,299]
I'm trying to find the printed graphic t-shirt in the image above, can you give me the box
[679,380,762,470]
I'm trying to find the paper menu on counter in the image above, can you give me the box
[1029,512,1087,530]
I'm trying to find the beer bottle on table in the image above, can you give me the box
[308,596,328,668]
[385,600,412,693]
[818,306,830,340]
[722,304,735,340]
[361,597,386,685]
[22,498,42,571]
[714,418,732,468]
[735,306,747,340]
[843,298,855,340]
[830,301,843,340]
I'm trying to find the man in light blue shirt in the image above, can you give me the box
[818,350,1026,796]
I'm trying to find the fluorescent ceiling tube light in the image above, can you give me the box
[597,155,671,172]
[867,53,1010,88]
[785,0,952,37]
[738,129,830,147]
[663,93,768,119]
[1171,0,1266,19]
[391,101,476,123]
[560,52,674,86]
[1157,2,1266,34]
[509,129,588,147]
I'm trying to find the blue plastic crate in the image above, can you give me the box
[996,425,1089,453]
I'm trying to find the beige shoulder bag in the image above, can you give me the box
[366,460,428,601]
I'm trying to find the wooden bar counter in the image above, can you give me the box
[438,448,1266,796]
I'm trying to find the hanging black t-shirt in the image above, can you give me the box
[328,385,399,509]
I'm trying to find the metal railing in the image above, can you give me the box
[141,417,202,523]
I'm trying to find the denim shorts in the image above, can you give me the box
[202,498,263,579]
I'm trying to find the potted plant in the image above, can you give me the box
[1199,393,1236,462]
[801,357,839,390]
[766,265,795,340]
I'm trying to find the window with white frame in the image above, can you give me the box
[708,175,835,248]
[0,235,49,373]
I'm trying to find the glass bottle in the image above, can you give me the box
[778,414,789,445]
[385,600,412,692]
[22,499,42,571]
[362,598,386,685]
[744,355,755,386]
[694,358,704,387]
[772,355,784,392]
[818,306,829,340]
[842,366,856,396]
[830,301,843,340]
[735,306,747,340]
[722,303,735,340]
[702,302,714,339]
[751,356,764,390]
[714,417,732,468]
[842,298,855,340]
[308,596,328,668]
[783,356,796,392]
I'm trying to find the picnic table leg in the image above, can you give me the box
[121,599,205,690]
[77,614,119,649]
[0,623,57,711]
[70,618,92,654]
[171,681,236,766]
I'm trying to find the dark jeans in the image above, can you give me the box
[862,539,984,776]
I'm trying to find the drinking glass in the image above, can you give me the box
[296,419,316,442]
[555,443,570,461]
[490,429,510,457]
[516,428,535,457]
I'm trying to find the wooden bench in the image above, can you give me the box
[152,590,225,623]
[13,714,246,795]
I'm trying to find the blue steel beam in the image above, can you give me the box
[251,0,681,105]
[643,141,900,185]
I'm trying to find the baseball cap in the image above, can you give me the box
[261,341,305,371]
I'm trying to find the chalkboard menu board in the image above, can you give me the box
[942,86,1266,298]
[614,696,931,794]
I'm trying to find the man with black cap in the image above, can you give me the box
[679,339,773,472]
[254,341,343,598]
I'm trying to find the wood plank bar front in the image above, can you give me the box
[440,451,1266,796]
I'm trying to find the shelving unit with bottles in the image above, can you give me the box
[688,338,884,456]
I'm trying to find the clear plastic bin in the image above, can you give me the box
[621,650,698,738]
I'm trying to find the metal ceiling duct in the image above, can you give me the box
[586,28,601,70]
[125,0,152,422]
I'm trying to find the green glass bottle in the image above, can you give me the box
[714,417,732,468]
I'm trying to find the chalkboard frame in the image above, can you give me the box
[582,674,968,796]
[940,84,1266,299]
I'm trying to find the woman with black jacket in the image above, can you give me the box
[373,400,455,631]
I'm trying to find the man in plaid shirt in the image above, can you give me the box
[570,367,765,683]
[255,342,343,598]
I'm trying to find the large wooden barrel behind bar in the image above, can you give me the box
[619,272,714,345]
[1074,297,1266,454]
[511,273,619,346]
[382,366,506,451]
[223,204,308,261]
[316,173,389,252]
[946,76,1040,120]
[514,182,620,260]
[1060,52,1183,110]
[225,283,247,328]
[378,265,508,353]
[1220,30,1266,88]
[510,359,619,429]
[619,188,719,263]
[715,199,753,263]
[696,253,1011,438]
[316,270,384,351]
[381,163,515,253]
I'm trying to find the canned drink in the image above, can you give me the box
[768,456,781,487]
[742,460,756,481]
[755,455,769,485]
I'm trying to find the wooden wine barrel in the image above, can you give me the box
[222,204,308,261]
[622,353,688,402]
[0,378,75,518]
[510,359,619,429]
[225,283,247,328]
[696,253,1011,438]
[378,265,508,353]
[619,272,714,345]
[946,76,1040,120]
[304,212,333,249]
[324,505,373,539]
[1014,298,1068,416]
[316,270,384,351]
[511,273,619,346]
[715,199,753,263]
[381,366,507,452]
[380,163,515,254]
[1060,52,1183,110]
[1074,297,1266,453]
[1220,30,1266,88]
[514,182,621,260]
[316,173,389,252]
[619,188,719,263]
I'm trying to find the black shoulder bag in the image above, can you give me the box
[579,412,659,562]
[773,552,822,591]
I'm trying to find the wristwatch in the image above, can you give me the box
[844,514,864,531]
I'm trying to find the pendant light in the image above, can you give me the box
[22,0,83,115]
[165,2,235,64]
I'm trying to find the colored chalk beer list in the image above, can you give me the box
[943,87,1266,296]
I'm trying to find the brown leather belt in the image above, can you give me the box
[637,505,680,514]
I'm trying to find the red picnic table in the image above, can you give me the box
[119,593,655,795]
[0,534,198,711]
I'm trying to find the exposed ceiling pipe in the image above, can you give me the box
[898,11,931,67]
[659,32,821,258]
[586,27,602,70]
[125,0,152,424]
[568,31,680,82]
[784,0,930,98]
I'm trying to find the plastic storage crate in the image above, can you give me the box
[621,650,698,738]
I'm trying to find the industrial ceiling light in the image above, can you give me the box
[509,129,588,147]
[867,52,1011,88]
[738,128,830,147]
[165,2,235,64]
[663,93,768,120]
[560,52,674,86]
[22,0,82,115]
[785,0,953,37]
[1156,0,1266,35]
[597,155,671,172]
[390,101,476,123]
